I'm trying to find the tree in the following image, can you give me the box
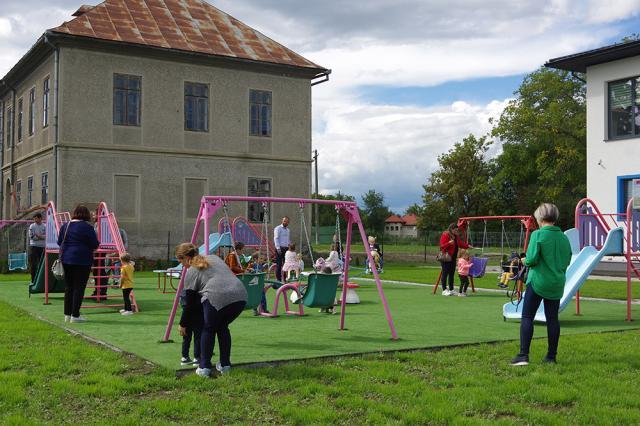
[491,67,586,228]
[361,189,391,235]
[419,134,496,230]
[405,204,423,217]
[314,192,356,227]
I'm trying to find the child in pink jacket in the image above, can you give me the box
[457,250,473,297]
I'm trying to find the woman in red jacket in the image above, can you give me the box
[439,223,471,295]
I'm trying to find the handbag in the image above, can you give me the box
[436,251,452,263]
[52,222,71,280]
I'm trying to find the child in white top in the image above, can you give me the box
[281,243,300,282]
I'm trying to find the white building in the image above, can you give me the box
[384,214,418,238]
[547,42,640,214]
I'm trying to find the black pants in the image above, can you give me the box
[29,246,44,283]
[63,264,92,318]
[182,326,203,360]
[201,300,246,369]
[519,285,561,358]
[440,260,455,291]
[458,274,470,293]
[275,246,288,281]
[122,288,133,312]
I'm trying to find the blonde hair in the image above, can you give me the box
[459,249,470,260]
[175,243,209,270]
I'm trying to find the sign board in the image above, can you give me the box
[633,179,640,210]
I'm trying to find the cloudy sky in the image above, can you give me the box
[2,1,640,212]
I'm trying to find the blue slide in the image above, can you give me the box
[503,226,624,322]
[168,232,233,274]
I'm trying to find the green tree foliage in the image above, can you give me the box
[361,189,391,234]
[314,192,356,226]
[491,67,586,228]
[419,135,495,230]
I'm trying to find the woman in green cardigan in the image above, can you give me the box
[512,203,572,366]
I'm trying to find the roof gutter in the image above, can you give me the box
[311,70,331,86]
[44,34,60,207]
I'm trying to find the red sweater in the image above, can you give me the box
[439,231,469,257]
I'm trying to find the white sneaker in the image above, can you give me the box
[442,289,450,296]
[195,367,211,377]
[121,311,134,316]
[192,358,200,366]
[70,316,87,323]
[180,357,192,366]
[458,292,467,297]
[450,290,458,296]
[215,362,231,374]
[64,315,71,322]
[119,309,126,313]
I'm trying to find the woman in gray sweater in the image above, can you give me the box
[176,243,247,377]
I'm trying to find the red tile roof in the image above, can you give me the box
[385,213,418,226]
[51,0,326,72]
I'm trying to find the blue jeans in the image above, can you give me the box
[200,300,246,369]
[519,285,560,358]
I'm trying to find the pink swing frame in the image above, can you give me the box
[161,196,398,341]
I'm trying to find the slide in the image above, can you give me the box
[503,226,624,322]
[168,232,233,275]
[29,253,66,295]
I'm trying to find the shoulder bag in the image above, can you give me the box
[51,222,71,280]
[436,251,452,263]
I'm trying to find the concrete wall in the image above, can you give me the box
[586,57,640,213]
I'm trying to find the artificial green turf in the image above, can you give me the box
[2,298,640,424]
[0,270,639,372]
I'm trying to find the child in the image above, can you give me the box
[119,254,135,315]
[367,236,382,273]
[178,286,204,366]
[247,252,270,316]
[319,266,336,314]
[325,243,342,273]
[457,250,473,296]
[498,252,521,289]
[281,243,300,282]
[224,242,246,275]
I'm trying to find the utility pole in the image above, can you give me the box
[313,149,319,244]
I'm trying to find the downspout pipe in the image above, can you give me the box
[44,35,59,207]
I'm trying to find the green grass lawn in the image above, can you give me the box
[0,269,638,372]
[2,298,640,424]
[359,264,636,301]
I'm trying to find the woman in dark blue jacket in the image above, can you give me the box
[58,205,100,323]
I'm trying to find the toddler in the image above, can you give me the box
[457,250,473,296]
[281,243,300,282]
[119,253,135,315]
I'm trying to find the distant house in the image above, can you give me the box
[384,214,418,238]
[0,0,330,257]
[546,40,640,214]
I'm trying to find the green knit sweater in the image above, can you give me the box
[524,226,572,300]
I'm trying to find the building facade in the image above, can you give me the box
[384,214,418,238]
[547,42,640,215]
[0,0,329,258]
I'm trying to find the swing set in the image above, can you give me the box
[432,215,537,296]
[161,196,398,342]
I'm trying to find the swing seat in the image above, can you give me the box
[301,273,340,308]
[237,272,265,310]
[469,256,489,278]
[8,252,28,271]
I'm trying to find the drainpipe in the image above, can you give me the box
[44,35,60,207]
[0,81,4,218]
[311,70,331,86]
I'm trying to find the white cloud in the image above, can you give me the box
[585,0,640,24]
[313,94,510,212]
[0,18,12,37]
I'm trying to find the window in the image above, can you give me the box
[41,172,48,204]
[27,176,33,207]
[43,78,50,128]
[247,177,271,222]
[608,77,640,139]
[6,107,12,149]
[0,102,3,152]
[114,175,140,220]
[250,90,272,137]
[15,180,21,210]
[17,99,23,142]
[28,88,35,136]
[184,178,207,220]
[618,175,640,213]
[113,74,141,126]
[184,83,209,132]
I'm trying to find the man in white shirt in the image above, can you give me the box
[273,216,290,281]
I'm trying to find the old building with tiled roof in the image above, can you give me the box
[385,214,418,238]
[0,0,330,257]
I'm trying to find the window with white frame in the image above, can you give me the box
[249,90,272,137]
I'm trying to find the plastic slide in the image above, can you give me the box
[168,232,233,275]
[28,253,66,294]
[503,226,624,322]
